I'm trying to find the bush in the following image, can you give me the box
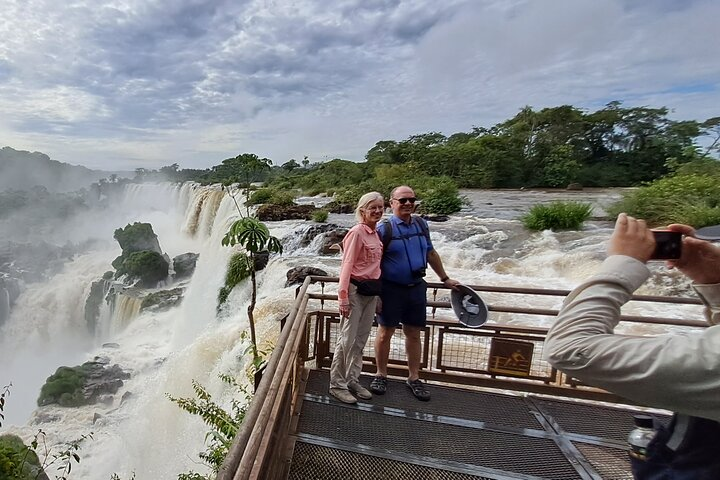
[269,191,296,206]
[607,173,720,227]
[522,201,593,231]
[115,250,169,286]
[416,179,463,215]
[246,188,273,205]
[0,434,44,480]
[333,186,365,206]
[312,210,329,222]
[218,253,251,306]
[113,222,159,253]
[38,366,88,407]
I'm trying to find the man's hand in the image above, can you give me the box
[443,277,461,291]
[666,223,720,284]
[607,213,655,263]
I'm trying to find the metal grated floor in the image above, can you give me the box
[289,370,670,480]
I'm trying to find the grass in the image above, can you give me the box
[521,201,593,231]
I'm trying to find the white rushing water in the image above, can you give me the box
[0,184,704,479]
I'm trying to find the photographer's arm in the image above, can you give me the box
[546,214,720,421]
[545,256,720,421]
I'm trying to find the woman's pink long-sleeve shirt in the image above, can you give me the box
[338,223,383,304]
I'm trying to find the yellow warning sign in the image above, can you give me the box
[488,339,534,377]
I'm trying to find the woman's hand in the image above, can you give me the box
[339,302,351,318]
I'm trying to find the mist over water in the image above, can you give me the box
[0,184,703,479]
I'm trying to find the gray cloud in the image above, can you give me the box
[0,0,718,170]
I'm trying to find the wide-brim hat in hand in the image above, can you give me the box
[451,284,488,328]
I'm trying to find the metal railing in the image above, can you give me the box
[218,276,705,479]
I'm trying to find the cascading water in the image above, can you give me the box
[0,184,704,479]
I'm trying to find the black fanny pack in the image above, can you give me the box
[350,278,382,296]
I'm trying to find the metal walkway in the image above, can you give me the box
[217,278,701,480]
[289,370,668,480]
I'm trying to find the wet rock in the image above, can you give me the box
[84,278,109,335]
[320,229,348,254]
[120,391,133,405]
[566,183,583,191]
[285,266,329,287]
[254,251,270,271]
[256,204,316,221]
[140,287,184,312]
[422,214,450,222]
[30,411,62,424]
[81,362,130,404]
[297,224,349,254]
[172,252,199,280]
[325,201,353,214]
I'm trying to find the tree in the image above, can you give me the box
[700,117,720,158]
[133,168,148,181]
[282,159,300,172]
[159,163,180,179]
[221,217,282,360]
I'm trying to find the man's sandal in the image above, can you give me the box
[369,376,387,395]
[406,378,430,401]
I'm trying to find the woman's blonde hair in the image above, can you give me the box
[355,191,384,222]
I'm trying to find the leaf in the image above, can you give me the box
[266,236,283,254]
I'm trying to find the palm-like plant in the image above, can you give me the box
[222,217,282,360]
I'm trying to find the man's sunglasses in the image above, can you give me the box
[394,197,417,204]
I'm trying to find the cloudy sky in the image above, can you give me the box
[1,0,718,171]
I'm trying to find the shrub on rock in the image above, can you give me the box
[113,222,162,254]
[0,434,47,480]
[115,250,169,287]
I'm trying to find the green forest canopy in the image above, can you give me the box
[126,101,720,191]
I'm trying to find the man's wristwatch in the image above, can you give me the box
[440,275,449,282]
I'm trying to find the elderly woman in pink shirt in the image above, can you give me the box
[330,191,385,404]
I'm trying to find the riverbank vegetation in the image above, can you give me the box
[608,158,720,227]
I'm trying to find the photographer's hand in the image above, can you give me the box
[608,213,655,262]
[666,224,720,284]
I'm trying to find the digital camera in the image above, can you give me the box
[651,230,682,260]
[412,268,427,279]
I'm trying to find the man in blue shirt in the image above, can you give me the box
[370,185,460,401]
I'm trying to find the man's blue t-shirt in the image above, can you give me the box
[377,215,433,285]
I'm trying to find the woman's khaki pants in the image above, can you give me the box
[330,284,377,390]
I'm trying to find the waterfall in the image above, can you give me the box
[0,184,705,480]
[0,284,9,327]
[108,293,143,336]
[181,185,227,237]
